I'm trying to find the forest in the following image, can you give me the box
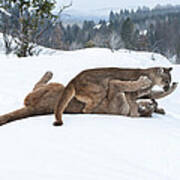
[1,3,180,63]
[40,5,180,64]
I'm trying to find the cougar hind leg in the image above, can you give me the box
[76,83,106,113]
[24,71,54,107]
[76,94,95,113]
[76,93,106,113]
[154,108,165,115]
[125,92,140,117]
[151,99,165,115]
[108,92,130,115]
[24,88,49,107]
[33,71,53,90]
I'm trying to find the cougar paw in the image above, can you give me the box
[138,76,152,89]
[129,112,140,117]
[53,121,63,126]
[45,71,53,78]
[155,108,166,115]
[172,82,178,88]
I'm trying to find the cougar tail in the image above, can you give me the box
[0,107,37,126]
[54,83,76,126]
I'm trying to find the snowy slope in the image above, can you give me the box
[0,48,180,180]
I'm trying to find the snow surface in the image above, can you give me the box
[0,48,180,180]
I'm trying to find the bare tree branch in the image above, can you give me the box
[34,2,72,44]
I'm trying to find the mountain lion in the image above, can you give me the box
[54,67,173,126]
[0,68,176,126]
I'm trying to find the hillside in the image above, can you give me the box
[0,48,180,180]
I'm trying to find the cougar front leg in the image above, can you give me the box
[154,107,165,115]
[148,82,178,99]
[151,99,165,115]
[136,88,151,98]
[108,77,152,117]
[108,76,152,100]
[125,92,140,117]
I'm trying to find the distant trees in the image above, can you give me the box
[1,2,180,63]
[121,18,134,49]
[0,1,14,54]
[175,41,180,64]
[108,31,124,51]
[1,0,59,57]
[0,0,58,57]
[51,6,180,63]
[0,0,72,57]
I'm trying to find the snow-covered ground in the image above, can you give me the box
[0,48,180,180]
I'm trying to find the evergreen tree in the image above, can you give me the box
[175,40,180,64]
[121,17,134,49]
[0,0,57,57]
[109,11,115,23]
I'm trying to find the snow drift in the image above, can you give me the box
[0,48,179,180]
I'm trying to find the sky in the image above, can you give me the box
[57,0,180,11]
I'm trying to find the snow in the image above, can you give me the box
[139,29,148,36]
[0,47,180,180]
[93,24,102,29]
[0,7,11,17]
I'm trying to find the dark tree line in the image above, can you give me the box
[0,0,71,57]
[39,5,180,63]
[1,3,180,63]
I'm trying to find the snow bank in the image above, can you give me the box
[0,48,179,180]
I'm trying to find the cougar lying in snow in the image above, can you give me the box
[0,69,177,126]
[54,67,175,126]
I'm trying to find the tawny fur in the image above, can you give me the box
[54,67,173,125]
[0,70,177,126]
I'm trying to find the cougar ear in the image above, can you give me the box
[168,67,173,72]
[163,67,173,72]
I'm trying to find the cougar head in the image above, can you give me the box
[153,67,172,91]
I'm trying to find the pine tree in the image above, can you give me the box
[109,11,115,23]
[0,0,57,57]
[121,17,134,49]
[175,40,180,64]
